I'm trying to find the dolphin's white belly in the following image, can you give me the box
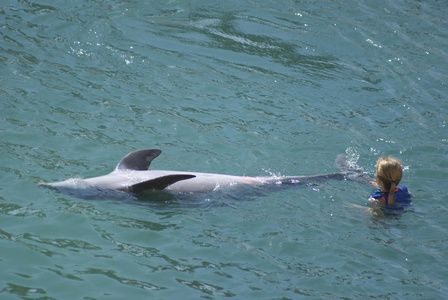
[81,170,262,193]
[166,172,262,193]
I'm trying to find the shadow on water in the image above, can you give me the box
[133,183,310,211]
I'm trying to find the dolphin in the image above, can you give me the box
[39,148,370,195]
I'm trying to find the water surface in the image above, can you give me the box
[1,0,447,299]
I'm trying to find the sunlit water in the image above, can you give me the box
[1,0,447,299]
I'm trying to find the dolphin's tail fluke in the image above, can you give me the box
[335,154,352,173]
[335,154,375,185]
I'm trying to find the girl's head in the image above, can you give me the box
[375,156,403,205]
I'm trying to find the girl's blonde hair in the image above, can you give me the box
[376,156,403,205]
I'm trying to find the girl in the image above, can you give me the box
[369,156,412,214]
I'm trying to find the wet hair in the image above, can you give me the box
[375,156,403,205]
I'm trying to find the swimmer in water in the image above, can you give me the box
[369,156,412,214]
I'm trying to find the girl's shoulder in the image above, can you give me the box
[395,185,412,204]
[370,189,383,199]
[397,185,409,193]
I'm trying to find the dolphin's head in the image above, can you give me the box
[39,178,90,190]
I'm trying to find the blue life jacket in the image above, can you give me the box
[370,185,412,215]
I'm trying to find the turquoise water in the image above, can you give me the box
[1,0,447,298]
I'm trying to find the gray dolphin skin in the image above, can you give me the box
[40,149,369,195]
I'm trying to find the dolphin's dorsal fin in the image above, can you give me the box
[125,174,196,193]
[116,149,162,171]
